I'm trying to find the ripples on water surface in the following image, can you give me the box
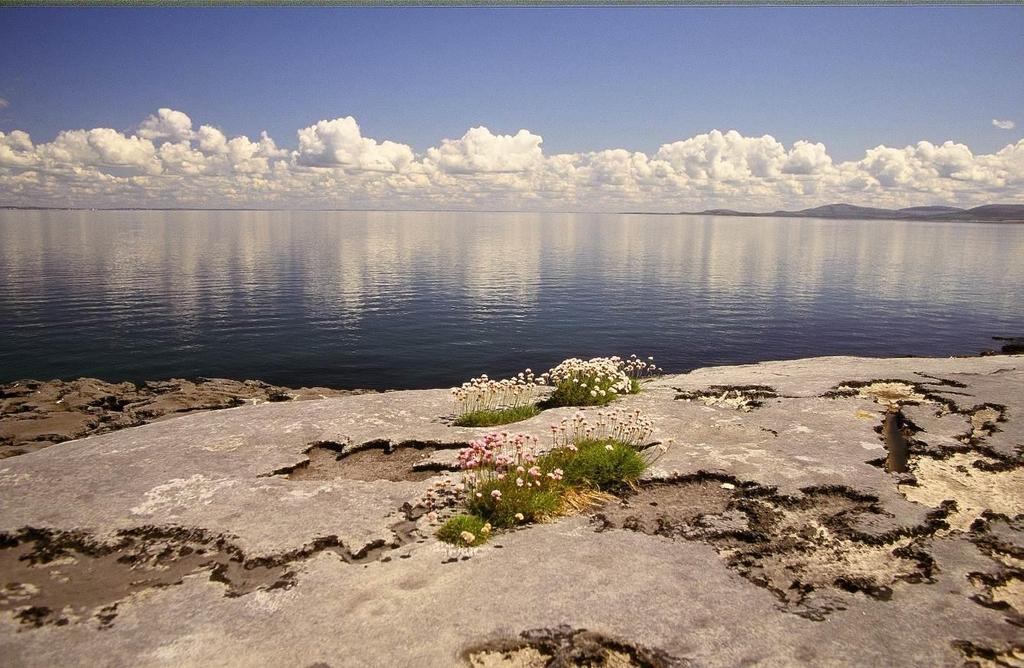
[1,209,1022,389]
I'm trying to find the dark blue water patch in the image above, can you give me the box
[1,209,1022,390]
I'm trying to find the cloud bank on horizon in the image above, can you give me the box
[1,108,1022,211]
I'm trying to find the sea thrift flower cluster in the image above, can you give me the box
[450,370,547,415]
[547,357,632,396]
[456,431,546,488]
[619,354,663,379]
[550,409,655,449]
[449,431,564,527]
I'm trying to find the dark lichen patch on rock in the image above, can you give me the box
[823,379,936,405]
[266,440,462,482]
[0,526,295,628]
[464,625,685,668]
[0,523,415,629]
[892,396,1022,531]
[673,385,779,411]
[594,478,939,619]
[970,513,1024,569]
[0,377,371,458]
[845,376,1024,537]
[952,639,1024,668]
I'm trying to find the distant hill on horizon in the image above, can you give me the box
[679,203,1024,223]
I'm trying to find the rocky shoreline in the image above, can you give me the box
[0,354,1021,666]
[0,377,371,458]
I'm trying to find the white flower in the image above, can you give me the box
[460,531,476,544]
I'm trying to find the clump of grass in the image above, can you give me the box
[465,476,562,528]
[433,411,671,546]
[541,438,646,490]
[436,514,491,546]
[453,404,540,427]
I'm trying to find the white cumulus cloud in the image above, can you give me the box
[1,107,1022,211]
[138,108,194,143]
[425,127,544,174]
[993,118,1016,130]
[295,116,413,172]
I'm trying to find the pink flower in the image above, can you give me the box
[516,477,524,487]
[491,489,502,500]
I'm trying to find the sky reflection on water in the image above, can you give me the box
[1,209,1022,389]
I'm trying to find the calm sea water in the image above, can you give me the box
[1,209,1022,389]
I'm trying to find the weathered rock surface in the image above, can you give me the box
[0,377,371,458]
[0,355,1021,667]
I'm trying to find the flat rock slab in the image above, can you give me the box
[0,377,371,458]
[1,355,1022,667]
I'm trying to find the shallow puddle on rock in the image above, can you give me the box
[881,408,911,473]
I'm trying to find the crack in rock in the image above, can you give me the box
[464,625,685,667]
[825,380,936,406]
[673,385,779,412]
[592,476,942,620]
[964,513,1024,624]
[0,378,371,458]
[263,439,464,482]
[0,521,416,629]
[952,639,1024,668]
[831,379,1022,535]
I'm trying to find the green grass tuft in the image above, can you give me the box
[436,514,491,546]
[453,404,541,427]
[465,477,562,529]
[629,378,642,394]
[540,438,646,490]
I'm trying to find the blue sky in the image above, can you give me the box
[0,7,1021,211]
[1,7,1022,160]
